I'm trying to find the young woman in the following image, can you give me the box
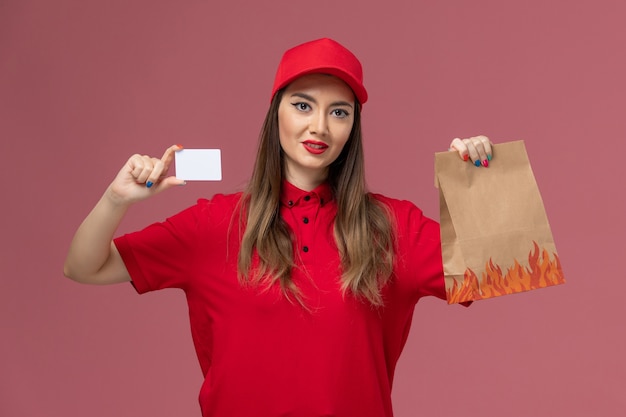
[64,38,493,417]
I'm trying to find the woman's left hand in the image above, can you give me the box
[449,135,493,168]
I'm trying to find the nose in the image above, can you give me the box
[309,109,329,136]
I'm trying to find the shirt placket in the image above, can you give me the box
[290,193,320,263]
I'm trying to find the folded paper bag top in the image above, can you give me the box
[435,140,565,304]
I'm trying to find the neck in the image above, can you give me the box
[283,166,328,191]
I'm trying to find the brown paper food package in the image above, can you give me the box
[435,140,565,304]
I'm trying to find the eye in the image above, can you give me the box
[292,102,311,112]
[332,108,350,118]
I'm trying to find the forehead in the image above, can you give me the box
[283,74,355,103]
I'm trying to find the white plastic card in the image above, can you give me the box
[175,149,222,181]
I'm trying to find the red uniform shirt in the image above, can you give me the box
[114,181,447,417]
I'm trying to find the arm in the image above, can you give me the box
[63,145,185,285]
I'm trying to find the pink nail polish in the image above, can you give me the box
[482,159,489,167]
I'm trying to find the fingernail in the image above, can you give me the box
[176,144,184,149]
[146,181,154,188]
[474,160,481,167]
[482,159,489,167]
[463,154,469,161]
[487,154,492,161]
[178,181,187,186]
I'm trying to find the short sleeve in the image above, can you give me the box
[397,201,473,306]
[369,195,442,302]
[114,199,211,294]
[402,203,448,303]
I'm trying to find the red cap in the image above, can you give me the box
[271,38,368,104]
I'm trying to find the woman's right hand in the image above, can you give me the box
[106,144,186,206]
[64,144,185,285]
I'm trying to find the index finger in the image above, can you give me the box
[471,135,492,157]
[161,144,184,168]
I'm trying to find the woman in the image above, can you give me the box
[64,38,492,417]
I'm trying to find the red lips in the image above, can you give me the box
[302,140,328,155]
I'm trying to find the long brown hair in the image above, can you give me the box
[238,88,395,307]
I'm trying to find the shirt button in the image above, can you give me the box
[304,195,311,201]
[303,246,309,253]
[303,217,309,224]
[288,200,294,206]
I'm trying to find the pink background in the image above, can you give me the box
[1,0,624,416]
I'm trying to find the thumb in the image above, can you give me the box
[153,176,186,193]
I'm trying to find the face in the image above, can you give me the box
[278,73,355,189]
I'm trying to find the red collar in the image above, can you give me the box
[280,181,333,208]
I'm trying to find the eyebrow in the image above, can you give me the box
[290,92,354,109]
